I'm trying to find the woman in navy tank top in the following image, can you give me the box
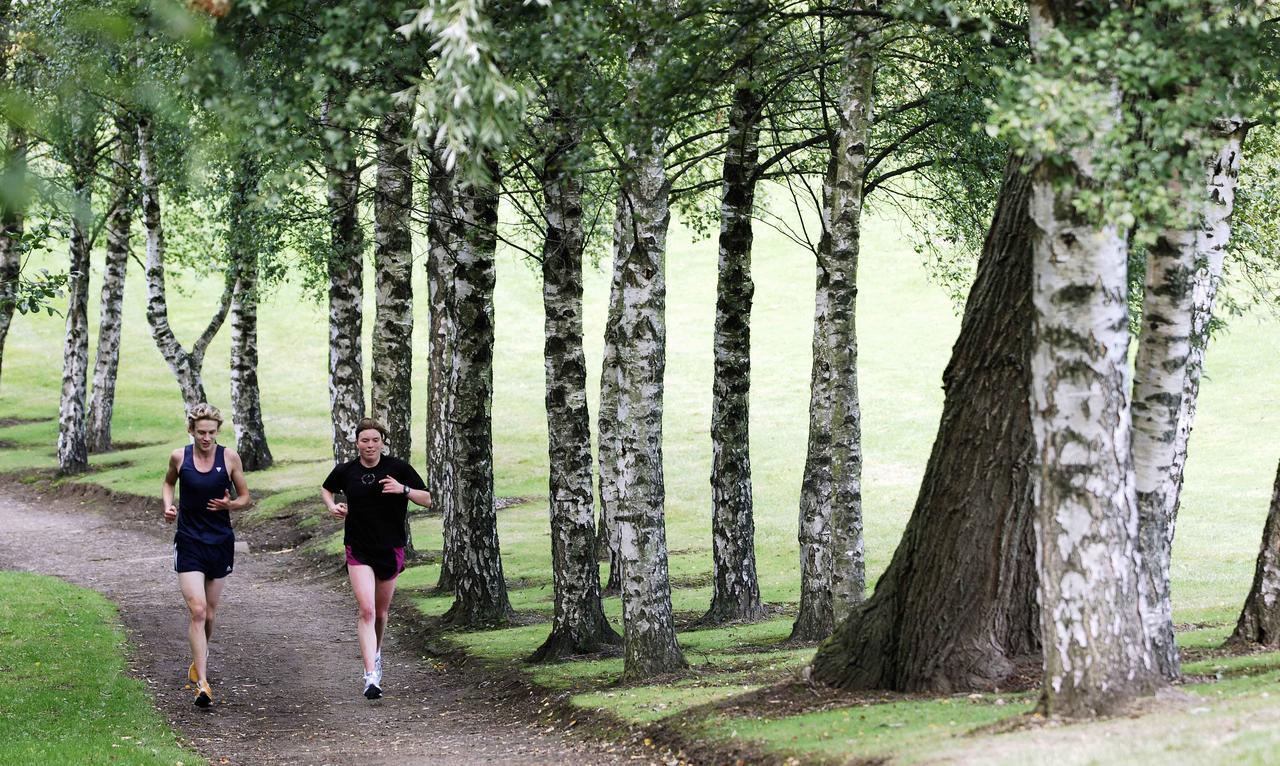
[162,403,252,708]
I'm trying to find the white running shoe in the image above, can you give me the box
[374,652,382,684]
[362,671,382,700]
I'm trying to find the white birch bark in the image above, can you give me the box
[322,95,366,464]
[1027,0,1157,719]
[427,153,459,592]
[228,154,273,471]
[614,25,686,680]
[596,192,631,593]
[792,153,839,641]
[1134,120,1246,677]
[372,100,415,460]
[57,138,94,475]
[533,103,620,660]
[138,117,231,409]
[828,23,875,624]
[442,159,512,626]
[87,120,134,453]
[706,77,765,625]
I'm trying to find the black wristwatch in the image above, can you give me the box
[402,484,411,495]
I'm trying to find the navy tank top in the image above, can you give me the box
[176,444,234,545]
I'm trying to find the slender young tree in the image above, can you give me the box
[138,116,231,408]
[56,121,97,475]
[227,153,273,471]
[1135,120,1247,677]
[86,119,135,453]
[531,98,621,661]
[792,12,878,639]
[596,193,630,594]
[372,95,415,459]
[705,69,766,625]
[441,160,513,626]
[427,154,459,592]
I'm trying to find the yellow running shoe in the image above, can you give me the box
[194,680,213,708]
[187,663,198,684]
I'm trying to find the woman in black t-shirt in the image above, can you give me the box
[321,418,430,700]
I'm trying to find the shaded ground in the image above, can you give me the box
[0,485,647,766]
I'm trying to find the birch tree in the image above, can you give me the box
[322,90,366,465]
[1132,121,1247,680]
[55,120,98,475]
[441,160,513,626]
[227,154,273,471]
[138,116,232,409]
[611,3,688,679]
[705,69,766,625]
[793,13,878,640]
[532,97,621,660]
[427,154,460,592]
[1024,0,1159,718]
[86,120,135,453]
[372,94,415,460]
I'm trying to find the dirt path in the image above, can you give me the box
[0,486,645,766]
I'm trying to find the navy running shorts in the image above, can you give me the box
[174,537,235,579]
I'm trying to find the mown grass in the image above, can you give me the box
[0,572,200,766]
[3,194,1280,763]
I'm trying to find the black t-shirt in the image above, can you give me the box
[322,456,426,550]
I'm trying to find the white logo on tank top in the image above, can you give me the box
[216,467,223,472]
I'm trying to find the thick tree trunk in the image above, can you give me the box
[57,149,94,475]
[322,95,366,465]
[1139,122,1246,669]
[138,117,231,409]
[705,78,766,626]
[1230,461,1280,647]
[532,108,620,661]
[228,155,273,471]
[87,121,135,453]
[827,27,874,624]
[441,161,513,626]
[427,156,459,592]
[811,158,1040,692]
[1027,4,1157,716]
[372,101,414,460]
[614,40,686,679]
[596,193,631,594]
[0,126,24,391]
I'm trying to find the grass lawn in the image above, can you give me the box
[4,193,1280,763]
[0,571,200,766]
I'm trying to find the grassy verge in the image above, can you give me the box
[4,197,1280,762]
[0,571,201,766]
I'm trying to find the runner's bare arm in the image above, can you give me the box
[322,488,347,519]
[162,449,181,522]
[377,476,432,508]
